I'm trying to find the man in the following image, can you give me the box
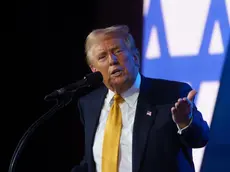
[71,25,209,172]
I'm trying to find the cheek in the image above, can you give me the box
[98,63,109,72]
[95,63,109,79]
[121,55,135,72]
[100,69,109,79]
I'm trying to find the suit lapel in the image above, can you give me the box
[132,76,158,172]
[88,85,108,147]
[87,85,108,171]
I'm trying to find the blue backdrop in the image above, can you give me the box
[141,0,230,171]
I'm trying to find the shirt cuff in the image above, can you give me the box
[177,114,193,135]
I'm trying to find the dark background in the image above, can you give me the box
[2,0,143,172]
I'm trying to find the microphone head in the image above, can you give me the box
[85,71,103,87]
[44,71,103,101]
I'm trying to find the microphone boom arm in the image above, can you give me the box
[8,90,75,172]
[8,71,103,172]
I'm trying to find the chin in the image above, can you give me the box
[109,75,127,88]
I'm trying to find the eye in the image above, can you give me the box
[98,55,106,60]
[115,49,122,54]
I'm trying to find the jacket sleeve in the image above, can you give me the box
[178,83,210,148]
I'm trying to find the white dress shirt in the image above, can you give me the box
[93,73,141,172]
[92,72,192,172]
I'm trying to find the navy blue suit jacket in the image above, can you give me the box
[71,75,209,172]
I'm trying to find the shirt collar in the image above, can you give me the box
[107,72,141,106]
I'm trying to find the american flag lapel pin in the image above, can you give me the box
[146,110,152,116]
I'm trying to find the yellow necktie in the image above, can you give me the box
[102,94,124,172]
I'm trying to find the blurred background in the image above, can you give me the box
[2,0,230,172]
[142,0,230,171]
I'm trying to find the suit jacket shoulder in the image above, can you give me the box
[139,75,192,105]
[78,84,107,104]
[77,84,107,124]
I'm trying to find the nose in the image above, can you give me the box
[109,53,119,66]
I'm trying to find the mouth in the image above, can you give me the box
[111,69,122,77]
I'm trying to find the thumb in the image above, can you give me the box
[187,90,197,102]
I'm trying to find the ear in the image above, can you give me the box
[133,49,140,67]
[90,65,97,73]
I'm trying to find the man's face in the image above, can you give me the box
[89,37,139,93]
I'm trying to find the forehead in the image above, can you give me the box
[92,38,126,53]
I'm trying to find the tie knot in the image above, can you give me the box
[114,94,124,104]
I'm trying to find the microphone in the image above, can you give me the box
[44,71,103,101]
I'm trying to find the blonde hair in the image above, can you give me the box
[85,25,138,64]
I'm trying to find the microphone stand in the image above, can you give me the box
[8,89,78,172]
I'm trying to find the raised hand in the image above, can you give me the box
[171,90,197,128]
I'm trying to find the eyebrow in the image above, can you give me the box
[95,50,107,59]
[109,45,121,50]
[96,45,121,54]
